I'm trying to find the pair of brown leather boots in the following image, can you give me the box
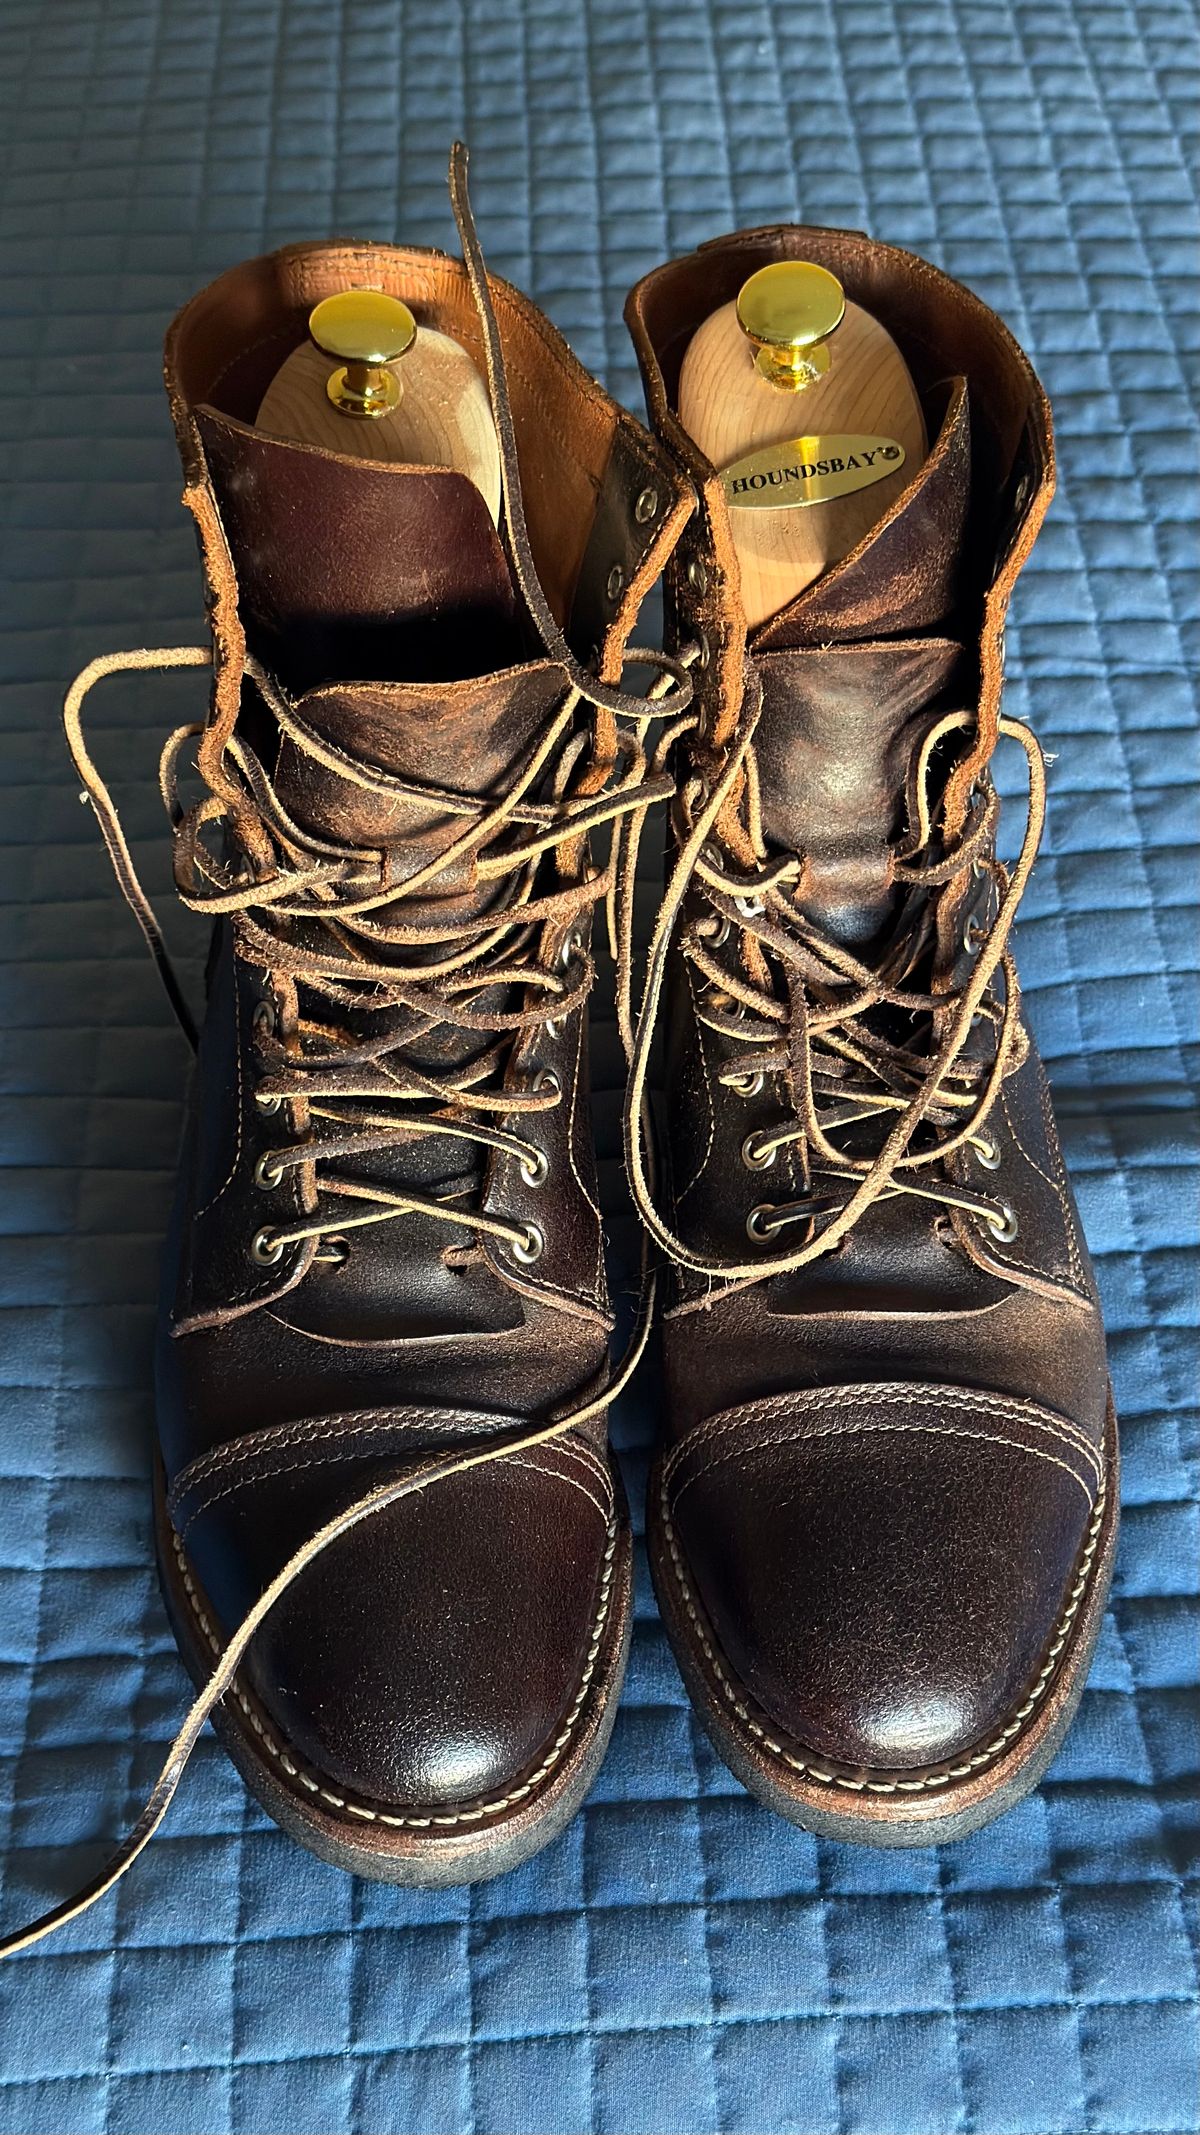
[49,154,1116,1915]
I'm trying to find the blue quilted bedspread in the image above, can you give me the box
[0,1,1196,2129]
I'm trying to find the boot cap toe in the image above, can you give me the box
[665,1381,1104,1772]
[177,1426,616,1813]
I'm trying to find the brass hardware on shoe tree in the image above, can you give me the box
[736,262,845,390]
[307,289,417,418]
[677,258,928,627]
[254,285,504,521]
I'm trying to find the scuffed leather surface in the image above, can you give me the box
[0,3,1195,2133]
[753,637,964,939]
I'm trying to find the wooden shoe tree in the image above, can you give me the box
[255,287,503,523]
[678,261,927,628]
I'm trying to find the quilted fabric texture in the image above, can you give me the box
[0,0,1196,2130]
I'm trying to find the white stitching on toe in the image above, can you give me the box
[171,1515,618,1830]
[658,1454,1108,1798]
[669,1415,1098,1512]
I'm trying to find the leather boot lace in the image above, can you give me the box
[1,145,691,1957]
[619,659,1048,1284]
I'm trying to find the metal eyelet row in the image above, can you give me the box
[514,1062,561,1229]
[252,997,284,1117]
[598,489,659,632]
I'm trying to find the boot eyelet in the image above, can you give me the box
[697,912,730,946]
[974,1135,1002,1171]
[532,1067,562,1099]
[687,556,708,596]
[518,1147,549,1188]
[741,1132,775,1171]
[962,918,986,954]
[746,1203,777,1242]
[512,1222,545,1265]
[606,563,625,603]
[735,894,765,919]
[250,1226,284,1266]
[558,930,582,969]
[984,1202,1019,1243]
[254,1151,285,1190]
[634,486,659,525]
[696,631,711,669]
[728,1071,765,1098]
[252,1000,276,1041]
[254,1090,282,1116]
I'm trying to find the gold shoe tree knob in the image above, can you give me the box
[736,261,846,391]
[308,289,417,419]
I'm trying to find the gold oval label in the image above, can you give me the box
[721,434,906,510]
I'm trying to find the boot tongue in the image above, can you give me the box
[270,663,570,920]
[754,636,962,944]
[197,407,519,691]
[748,381,971,945]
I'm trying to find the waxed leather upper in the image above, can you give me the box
[626,225,1112,1779]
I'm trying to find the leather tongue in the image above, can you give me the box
[747,382,972,946]
[197,407,519,690]
[271,663,571,924]
[751,378,971,650]
[754,637,963,945]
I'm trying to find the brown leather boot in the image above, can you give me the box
[623,228,1118,1846]
[49,163,689,1899]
